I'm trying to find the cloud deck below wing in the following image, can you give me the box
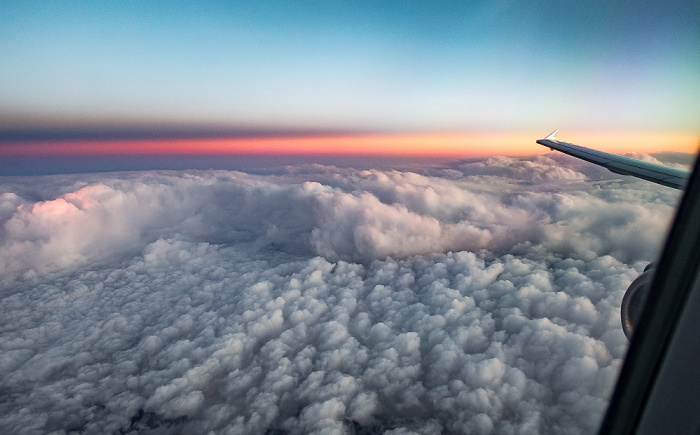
[0,154,683,433]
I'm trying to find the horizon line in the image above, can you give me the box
[0,132,697,158]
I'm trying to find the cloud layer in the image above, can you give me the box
[0,153,683,433]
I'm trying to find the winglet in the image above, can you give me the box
[544,129,560,140]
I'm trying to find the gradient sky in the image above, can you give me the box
[1,1,699,153]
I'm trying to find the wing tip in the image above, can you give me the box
[544,129,560,140]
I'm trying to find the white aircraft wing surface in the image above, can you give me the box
[536,129,690,190]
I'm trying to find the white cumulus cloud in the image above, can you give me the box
[0,153,685,434]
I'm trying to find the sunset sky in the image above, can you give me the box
[3,2,700,432]
[1,1,699,158]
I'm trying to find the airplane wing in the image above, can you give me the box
[536,129,690,190]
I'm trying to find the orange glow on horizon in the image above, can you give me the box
[0,132,697,157]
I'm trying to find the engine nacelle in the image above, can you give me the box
[621,264,655,340]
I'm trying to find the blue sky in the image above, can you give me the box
[1,0,699,137]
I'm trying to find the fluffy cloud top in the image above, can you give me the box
[0,153,683,433]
